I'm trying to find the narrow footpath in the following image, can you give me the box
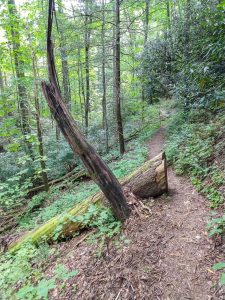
[49,128,220,300]
[146,127,215,299]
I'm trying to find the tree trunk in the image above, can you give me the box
[28,31,49,192]
[8,0,33,157]
[84,0,91,133]
[0,66,7,117]
[77,47,85,126]
[101,0,109,153]
[0,66,4,94]
[145,0,150,44]
[115,0,125,154]
[9,152,168,253]
[58,4,71,108]
[184,0,191,62]
[42,0,130,222]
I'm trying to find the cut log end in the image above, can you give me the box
[122,152,168,198]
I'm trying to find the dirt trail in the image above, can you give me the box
[147,128,215,299]
[49,128,219,300]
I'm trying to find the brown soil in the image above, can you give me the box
[47,128,223,300]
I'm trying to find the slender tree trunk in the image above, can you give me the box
[71,5,85,126]
[84,0,91,134]
[56,124,60,141]
[58,4,71,109]
[101,0,109,153]
[115,0,125,154]
[77,53,84,126]
[141,0,151,116]
[166,0,172,35]
[124,8,136,81]
[28,32,49,192]
[77,47,85,126]
[165,0,174,82]
[145,0,150,44]
[42,0,130,221]
[0,67,4,94]
[112,5,117,136]
[0,66,7,120]
[184,0,191,62]
[183,0,191,107]
[8,0,33,157]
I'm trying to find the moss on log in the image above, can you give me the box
[9,153,167,253]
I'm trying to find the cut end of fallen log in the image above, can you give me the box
[122,152,168,198]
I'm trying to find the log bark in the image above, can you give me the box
[8,153,167,253]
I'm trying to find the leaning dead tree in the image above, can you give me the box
[9,153,168,253]
[41,0,131,221]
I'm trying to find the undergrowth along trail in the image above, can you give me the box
[1,115,223,300]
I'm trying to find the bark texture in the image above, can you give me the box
[84,0,91,132]
[115,0,125,154]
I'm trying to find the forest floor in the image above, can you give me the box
[46,127,223,300]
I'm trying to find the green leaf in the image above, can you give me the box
[213,262,225,270]
[37,278,56,299]
[17,285,36,299]
[220,273,225,285]
[66,270,78,279]
[54,264,78,281]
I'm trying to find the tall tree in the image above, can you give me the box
[28,31,49,192]
[7,0,33,156]
[0,67,4,95]
[84,0,91,133]
[115,0,125,154]
[184,0,191,62]
[58,3,71,108]
[101,0,109,153]
[145,0,150,44]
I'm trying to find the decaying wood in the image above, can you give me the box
[122,152,168,198]
[8,153,167,253]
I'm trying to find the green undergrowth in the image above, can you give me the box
[0,242,78,300]
[0,205,123,299]
[0,101,173,299]
[166,110,225,209]
[166,108,225,285]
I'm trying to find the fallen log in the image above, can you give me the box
[8,152,167,253]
